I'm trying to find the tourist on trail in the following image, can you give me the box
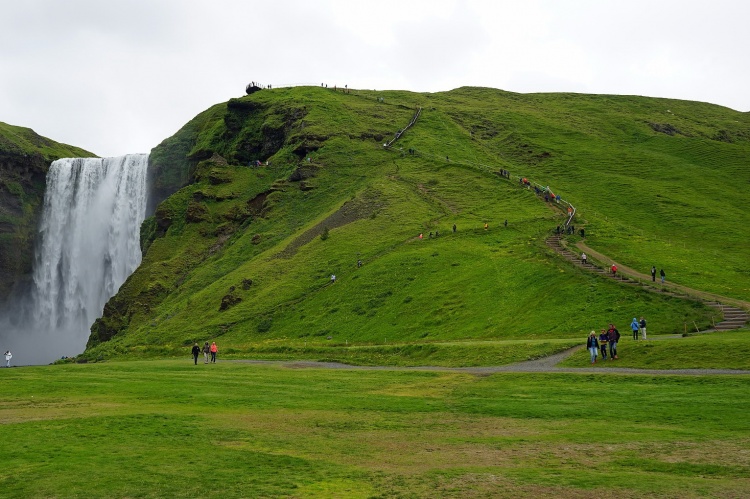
[484,222,488,230]
[630,317,640,340]
[579,228,585,238]
[586,331,599,364]
[660,268,666,284]
[191,343,200,365]
[607,324,620,359]
[4,350,11,368]
[611,263,618,277]
[651,266,656,282]
[640,317,647,340]
[581,252,587,265]
[330,274,336,283]
[210,342,218,363]
[598,330,609,360]
[202,341,210,364]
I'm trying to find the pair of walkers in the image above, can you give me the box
[191,341,218,364]
[630,317,647,340]
[587,324,620,363]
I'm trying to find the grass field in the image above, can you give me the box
[1,360,749,498]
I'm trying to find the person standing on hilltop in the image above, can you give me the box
[4,350,11,368]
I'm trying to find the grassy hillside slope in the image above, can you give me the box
[85,87,748,362]
[0,122,94,302]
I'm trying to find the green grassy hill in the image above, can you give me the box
[85,86,749,362]
[0,122,94,302]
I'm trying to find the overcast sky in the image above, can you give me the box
[1,0,748,158]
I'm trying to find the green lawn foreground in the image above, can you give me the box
[1,361,749,498]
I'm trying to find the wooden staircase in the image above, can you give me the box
[546,234,749,332]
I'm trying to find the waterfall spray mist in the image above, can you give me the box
[0,154,148,365]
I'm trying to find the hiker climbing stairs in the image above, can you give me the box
[546,234,749,332]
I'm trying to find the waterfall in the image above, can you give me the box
[0,154,148,364]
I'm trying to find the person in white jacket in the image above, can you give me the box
[4,350,11,368]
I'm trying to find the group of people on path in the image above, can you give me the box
[651,266,666,284]
[630,317,647,340]
[586,316,648,363]
[191,341,218,365]
[586,324,621,363]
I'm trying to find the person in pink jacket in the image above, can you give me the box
[210,342,218,363]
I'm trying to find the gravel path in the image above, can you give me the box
[233,346,750,376]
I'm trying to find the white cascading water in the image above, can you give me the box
[0,154,148,365]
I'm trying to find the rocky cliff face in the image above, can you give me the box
[0,123,93,304]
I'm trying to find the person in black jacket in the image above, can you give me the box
[607,324,620,359]
[586,331,599,364]
[191,343,201,365]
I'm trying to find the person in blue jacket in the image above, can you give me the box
[586,331,599,364]
[630,317,640,340]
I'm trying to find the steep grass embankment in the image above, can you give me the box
[82,86,736,364]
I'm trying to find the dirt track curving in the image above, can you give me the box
[232,347,750,376]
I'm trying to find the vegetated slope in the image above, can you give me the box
[0,122,94,303]
[86,86,746,359]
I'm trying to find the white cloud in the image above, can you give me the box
[0,0,748,157]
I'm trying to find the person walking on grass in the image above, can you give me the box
[660,268,666,284]
[630,317,640,340]
[607,323,620,359]
[191,343,200,365]
[202,341,210,364]
[598,329,609,360]
[4,350,11,368]
[651,266,656,282]
[640,316,647,340]
[586,331,599,364]
[210,342,218,363]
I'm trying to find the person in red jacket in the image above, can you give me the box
[210,342,218,363]
[611,263,618,276]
